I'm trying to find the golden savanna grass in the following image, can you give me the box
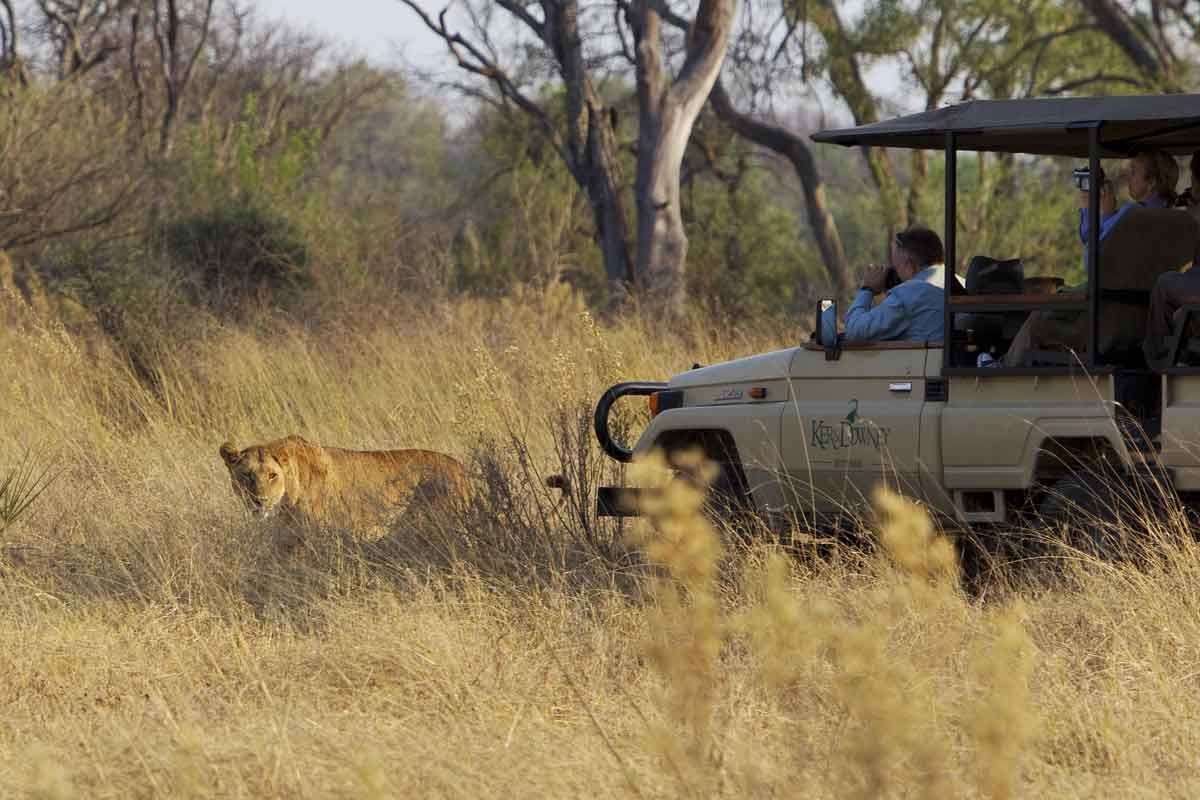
[6,283,1200,797]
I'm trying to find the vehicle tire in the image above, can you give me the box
[678,466,747,518]
[1037,469,1167,560]
[659,464,758,547]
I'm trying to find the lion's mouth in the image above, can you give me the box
[249,498,276,518]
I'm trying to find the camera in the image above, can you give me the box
[884,266,902,290]
[1072,166,1106,193]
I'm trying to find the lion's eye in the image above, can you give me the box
[269,472,278,481]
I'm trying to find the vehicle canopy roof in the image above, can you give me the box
[811,94,1200,157]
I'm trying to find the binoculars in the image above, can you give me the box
[1072,166,1107,193]
[884,266,902,290]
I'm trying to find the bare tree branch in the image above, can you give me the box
[148,0,215,156]
[710,78,852,298]
[0,0,28,85]
[128,7,145,133]
[397,0,635,294]
[397,1,566,159]
[1042,71,1147,95]
[493,0,545,43]
[1080,0,1178,89]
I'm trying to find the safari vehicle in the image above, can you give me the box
[594,94,1200,533]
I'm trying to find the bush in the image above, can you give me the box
[161,202,313,318]
[0,451,58,537]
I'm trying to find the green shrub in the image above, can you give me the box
[0,451,58,537]
[161,203,313,317]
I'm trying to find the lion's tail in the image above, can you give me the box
[545,474,571,498]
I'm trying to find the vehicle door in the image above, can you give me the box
[1161,372,1200,490]
[779,342,929,518]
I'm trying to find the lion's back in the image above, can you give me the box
[326,446,471,507]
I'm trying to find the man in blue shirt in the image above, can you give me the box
[838,225,948,342]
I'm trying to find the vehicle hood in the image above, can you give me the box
[667,347,797,389]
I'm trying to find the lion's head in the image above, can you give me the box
[219,441,290,518]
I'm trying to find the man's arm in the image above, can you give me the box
[843,288,909,342]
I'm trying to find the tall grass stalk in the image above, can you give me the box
[0,291,1194,797]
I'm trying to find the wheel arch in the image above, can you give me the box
[651,427,753,511]
[1030,434,1125,486]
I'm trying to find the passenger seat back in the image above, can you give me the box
[1098,208,1200,362]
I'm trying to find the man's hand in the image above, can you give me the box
[1100,181,1116,215]
[1078,181,1117,215]
[861,264,889,294]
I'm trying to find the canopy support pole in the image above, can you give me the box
[1087,124,1102,370]
[943,131,956,373]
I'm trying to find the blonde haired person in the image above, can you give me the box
[1005,148,1181,367]
[1078,148,1178,246]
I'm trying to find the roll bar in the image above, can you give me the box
[593,381,667,463]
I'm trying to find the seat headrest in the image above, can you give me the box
[965,256,1024,294]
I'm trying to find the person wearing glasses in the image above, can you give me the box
[834,225,950,343]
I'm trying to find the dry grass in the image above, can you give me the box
[4,284,1200,798]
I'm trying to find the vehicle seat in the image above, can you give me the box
[955,255,1025,353]
[1098,208,1200,366]
[1002,210,1200,368]
[965,255,1024,295]
[1164,304,1200,366]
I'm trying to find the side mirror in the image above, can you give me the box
[818,299,840,360]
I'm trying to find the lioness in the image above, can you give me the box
[219,434,470,529]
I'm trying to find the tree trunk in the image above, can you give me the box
[811,0,906,243]
[709,80,853,300]
[585,101,636,302]
[546,0,634,300]
[149,0,216,158]
[907,150,928,224]
[0,0,26,85]
[631,0,736,317]
[401,0,638,307]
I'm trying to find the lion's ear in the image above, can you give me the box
[219,441,241,467]
[276,450,289,465]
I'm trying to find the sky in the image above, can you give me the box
[255,0,909,118]
[256,0,449,67]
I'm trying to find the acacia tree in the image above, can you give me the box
[0,0,382,255]
[400,0,736,314]
[0,0,27,84]
[1078,0,1199,90]
[123,0,216,158]
[629,0,737,315]
[653,2,853,298]
[696,0,1170,283]
[34,0,130,80]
